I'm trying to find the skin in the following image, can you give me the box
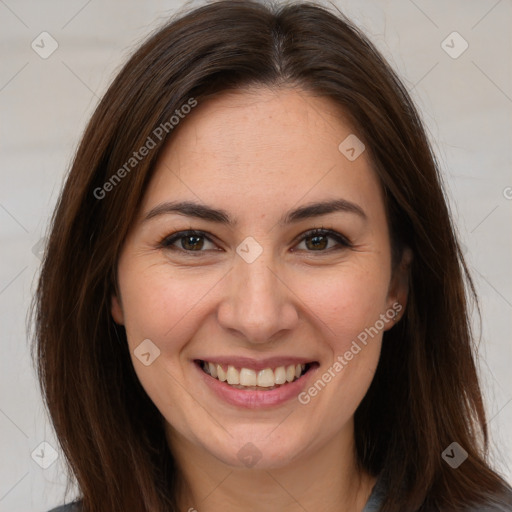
[111,87,410,512]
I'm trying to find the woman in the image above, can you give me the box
[33,1,512,511]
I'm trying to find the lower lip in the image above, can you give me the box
[193,361,319,409]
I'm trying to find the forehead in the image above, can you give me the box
[141,87,383,222]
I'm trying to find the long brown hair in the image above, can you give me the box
[31,1,511,511]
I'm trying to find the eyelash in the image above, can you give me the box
[158,228,352,256]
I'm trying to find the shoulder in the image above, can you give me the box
[363,473,512,512]
[464,485,512,511]
[47,502,82,512]
[467,495,512,511]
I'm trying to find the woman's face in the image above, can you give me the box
[111,87,408,470]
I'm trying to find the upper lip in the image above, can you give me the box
[195,356,317,372]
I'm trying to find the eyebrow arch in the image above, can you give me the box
[142,198,367,226]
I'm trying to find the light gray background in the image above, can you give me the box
[1,1,511,511]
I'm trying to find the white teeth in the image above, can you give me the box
[226,365,239,385]
[239,368,257,386]
[217,365,227,382]
[257,368,275,387]
[274,366,286,385]
[208,362,217,378]
[201,361,309,389]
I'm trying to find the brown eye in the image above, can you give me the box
[295,228,352,252]
[305,233,329,250]
[180,234,205,251]
[160,230,217,253]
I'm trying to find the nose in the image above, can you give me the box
[217,251,299,344]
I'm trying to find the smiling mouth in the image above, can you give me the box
[196,360,318,391]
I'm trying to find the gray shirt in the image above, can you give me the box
[361,474,512,511]
[48,474,512,511]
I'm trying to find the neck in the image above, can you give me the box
[167,422,377,512]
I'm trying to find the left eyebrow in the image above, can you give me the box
[281,198,367,224]
[142,198,367,226]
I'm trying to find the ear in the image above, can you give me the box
[385,247,413,328]
[111,293,125,325]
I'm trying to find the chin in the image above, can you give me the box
[203,431,305,470]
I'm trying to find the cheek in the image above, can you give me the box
[117,265,207,428]
[295,268,387,426]
[301,263,391,349]
[119,264,210,348]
